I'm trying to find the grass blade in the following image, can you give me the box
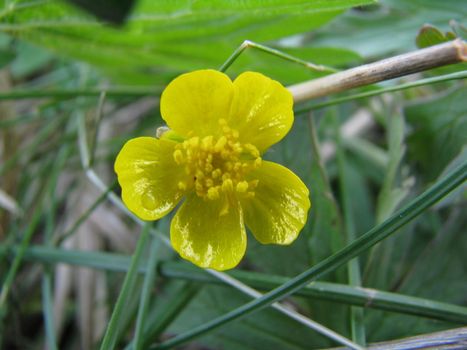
[99,223,151,350]
[335,114,366,345]
[42,272,58,350]
[137,282,200,349]
[133,236,160,350]
[2,246,466,324]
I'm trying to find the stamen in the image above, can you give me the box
[236,181,249,193]
[207,187,220,200]
[172,121,261,200]
[173,149,184,164]
[222,178,233,192]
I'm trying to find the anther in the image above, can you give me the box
[202,135,213,150]
[207,187,220,200]
[195,170,205,180]
[214,136,227,152]
[212,169,222,179]
[236,181,249,193]
[244,143,260,158]
[222,179,233,192]
[173,149,184,164]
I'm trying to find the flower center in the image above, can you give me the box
[173,119,261,200]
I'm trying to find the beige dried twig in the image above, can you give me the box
[288,39,467,103]
[333,326,467,350]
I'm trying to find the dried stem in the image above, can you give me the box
[288,39,467,103]
[333,326,467,350]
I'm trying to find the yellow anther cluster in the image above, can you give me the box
[173,119,261,200]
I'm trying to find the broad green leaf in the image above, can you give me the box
[10,41,54,79]
[0,0,374,84]
[366,208,467,342]
[64,0,136,24]
[406,86,467,182]
[311,0,467,57]
[168,285,335,349]
[0,48,14,68]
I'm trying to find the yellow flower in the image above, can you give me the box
[115,70,311,271]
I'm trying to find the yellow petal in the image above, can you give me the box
[242,161,310,245]
[160,69,234,138]
[229,71,293,153]
[171,194,246,271]
[114,137,187,221]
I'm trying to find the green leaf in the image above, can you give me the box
[450,20,467,40]
[168,285,333,349]
[375,106,409,223]
[10,41,54,79]
[0,49,14,68]
[64,0,137,25]
[416,24,451,49]
[367,207,467,342]
[406,86,467,182]
[311,0,467,57]
[0,0,374,84]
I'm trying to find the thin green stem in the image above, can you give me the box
[152,160,467,349]
[364,104,408,285]
[0,115,65,177]
[160,262,467,324]
[2,246,466,324]
[133,237,160,350]
[206,269,363,350]
[0,201,42,313]
[307,113,336,197]
[41,140,72,350]
[335,114,365,345]
[137,282,200,350]
[0,86,161,100]
[41,273,58,350]
[55,182,116,245]
[219,40,337,73]
[88,91,106,167]
[100,224,152,350]
[77,111,90,168]
[296,70,467,112]
[0,141,67,329]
